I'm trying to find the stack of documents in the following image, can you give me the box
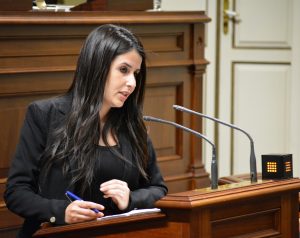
[98,208,161,221]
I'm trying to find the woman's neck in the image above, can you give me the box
[98,114,118,147]
[98,132,118,146]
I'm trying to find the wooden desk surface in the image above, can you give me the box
[34,211,167,237]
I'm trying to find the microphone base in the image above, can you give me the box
[196,179,265,193]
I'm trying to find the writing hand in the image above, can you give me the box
[100,179,130,210]
[65,200,104,224]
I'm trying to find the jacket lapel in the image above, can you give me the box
[53,94,75,191]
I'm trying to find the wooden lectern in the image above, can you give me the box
[34,179,300,238]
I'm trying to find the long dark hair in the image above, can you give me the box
[42,24,148,195]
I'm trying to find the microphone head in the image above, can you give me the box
[143,115,152,121]
[173,105,184,111]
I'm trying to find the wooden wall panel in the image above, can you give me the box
[0,11,210,237]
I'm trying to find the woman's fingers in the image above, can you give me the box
[100,180,128,195]
[65,200,105,224]
[100,179,130,210]
[100,179,127,188]
[67,213,96,223]
[77,200,105,212]
[102,188,127,198]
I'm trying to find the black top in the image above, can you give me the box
[83,145,125,215]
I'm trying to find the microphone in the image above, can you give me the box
[173,105,257,183]
[143,115,218,189]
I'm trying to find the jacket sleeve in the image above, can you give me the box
[127,138,168,211]
[4,102,69,225]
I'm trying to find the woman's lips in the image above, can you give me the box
[119,91,130,101]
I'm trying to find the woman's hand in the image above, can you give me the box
[100,179,130,210]
[65,200,104,224]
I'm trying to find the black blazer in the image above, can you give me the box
[4,95,167,237]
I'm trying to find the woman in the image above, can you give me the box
[4,24,167,237]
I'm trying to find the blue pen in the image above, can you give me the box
[65,191,100,213]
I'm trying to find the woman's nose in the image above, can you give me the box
[126,73,136,88]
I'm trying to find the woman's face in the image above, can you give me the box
[101,49,142,117]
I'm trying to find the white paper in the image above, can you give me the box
[97,208,161,221]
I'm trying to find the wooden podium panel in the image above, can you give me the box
[0,0,32,11]
[34,179,300,238]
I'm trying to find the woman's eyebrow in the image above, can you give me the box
[120,62,132,68]
[120,62,140,71]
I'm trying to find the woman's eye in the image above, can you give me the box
[134,70,140,78]
[119,66,129,74]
